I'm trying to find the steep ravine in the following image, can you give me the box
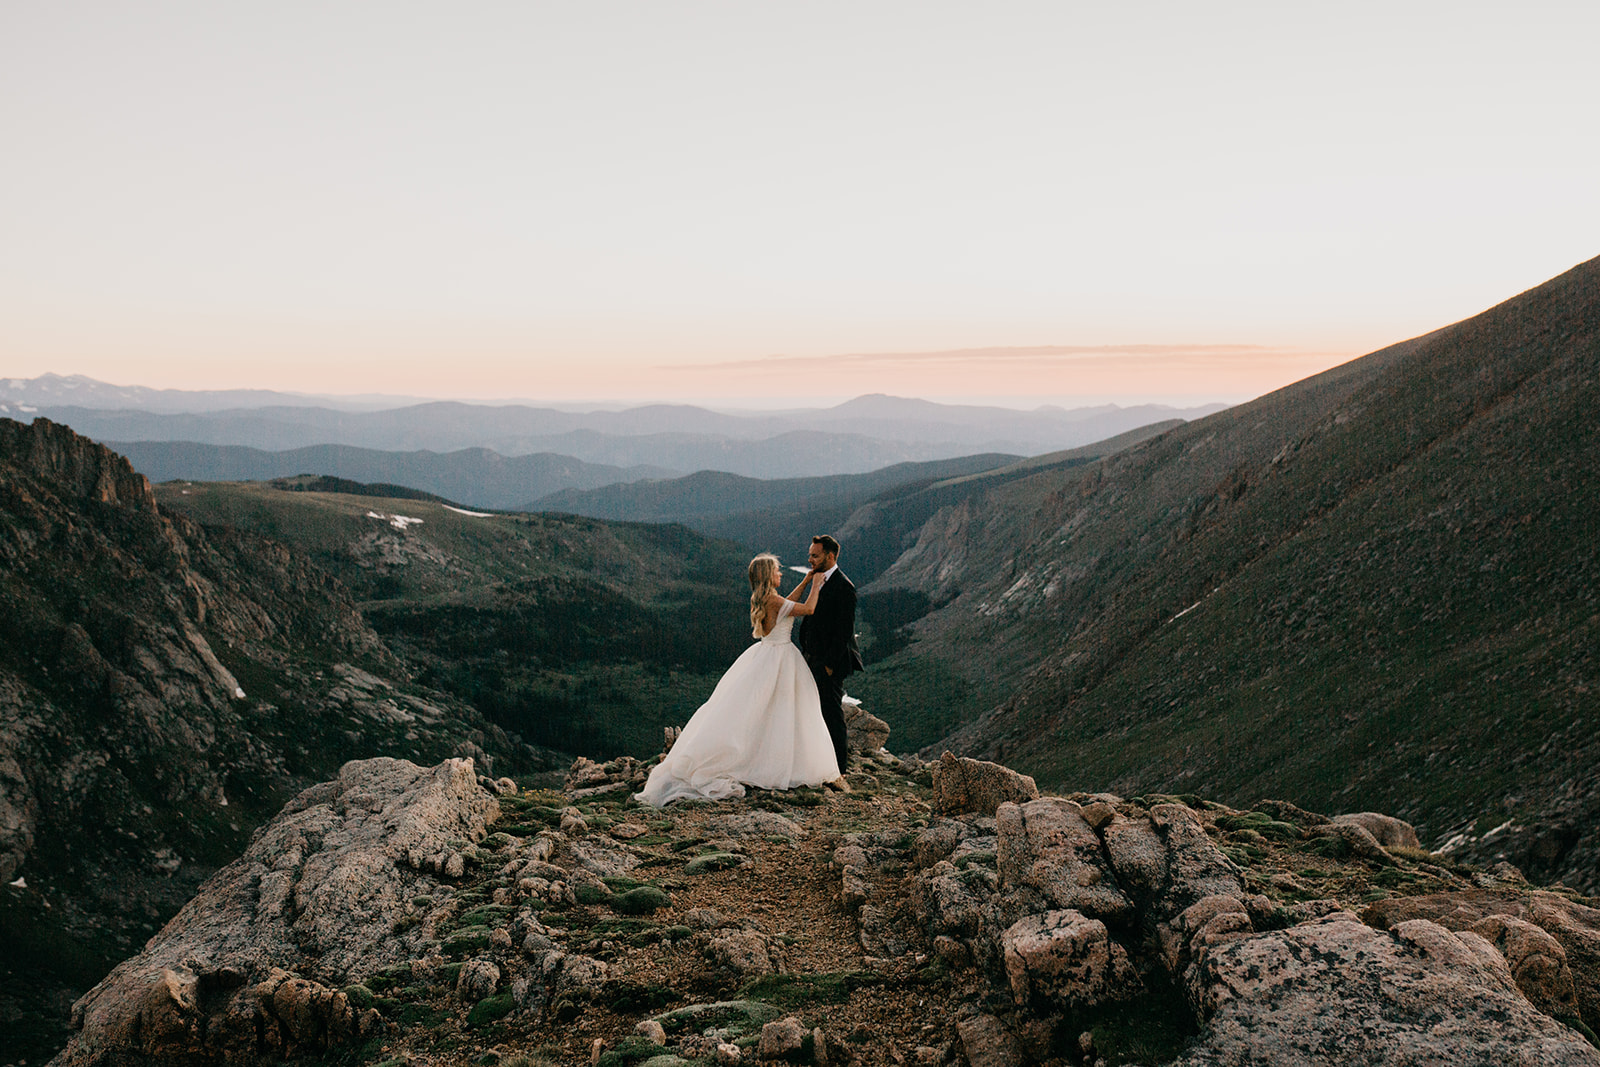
[855,254,1600,893]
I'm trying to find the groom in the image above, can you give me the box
[796,534,864,785]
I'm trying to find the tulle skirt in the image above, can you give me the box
[634,640,839,806]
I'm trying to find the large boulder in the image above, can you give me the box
[55,757,497,1066]
[1000,909,1141,1008]
[995,798,1130,923]
[1364,888,1600,1033]
[1332,812,1421,850]
[1470,915,1582,1019]
[1176,912,1600,1066]
[932,752,1038,816]
[1101,804,1243,925]
[956,1013,1024,1067]
[842,698,891,754]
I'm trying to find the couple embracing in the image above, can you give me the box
[635,535,864,807]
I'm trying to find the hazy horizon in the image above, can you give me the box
[4,3,1596,405]
[3,368,1248,413]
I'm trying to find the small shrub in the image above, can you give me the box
[602,875,648,893]
[342,984,376,1011]
[456,904,515,928]
[396,1003,447,1028]
[738,972,868,1007]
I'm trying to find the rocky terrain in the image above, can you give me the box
[0,418,547,1063]
[853,254,1600,894]
[48,710,1600,1067]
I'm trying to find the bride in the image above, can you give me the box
[634,553,843,806]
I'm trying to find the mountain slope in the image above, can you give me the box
[104,441,674,510]
[857,255,1600,891]
[0,418,538,1057]
[153,479,755,757]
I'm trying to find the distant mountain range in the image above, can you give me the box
[537,421,1183,587]
[0,373,431,412]
[1,378,1228,484]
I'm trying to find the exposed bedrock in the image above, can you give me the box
[51,757,498,1067]
[899,794,1600,1065]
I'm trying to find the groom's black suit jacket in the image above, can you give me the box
[796,569,865,680]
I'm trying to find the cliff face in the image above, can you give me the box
[0,418,533,1061]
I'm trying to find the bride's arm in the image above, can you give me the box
[783,571,810,603]
[787,571,825,617]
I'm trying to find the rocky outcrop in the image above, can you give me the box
[842,698,891,754]
[1000,909,1141,1008]
[26,711,1600,1065]
[1332,811,1421,850]
[1176,912,1600,1066]
[53,757,499,1066]
[932,752,1038,816]
[900,792,1600,1065]
[1364,888,1600,1034]
[0,415,158,513]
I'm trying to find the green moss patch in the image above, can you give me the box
[467,993,515,1027]
[654,999,782,1037]
[684,852,744,875]
[612,886,670,915]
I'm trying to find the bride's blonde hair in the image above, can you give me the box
[748,553,781,637]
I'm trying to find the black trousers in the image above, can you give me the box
[809,662,850,775]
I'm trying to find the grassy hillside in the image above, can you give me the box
[113,441,673,510]
[853,255,1600,891]
[155,482,755,757]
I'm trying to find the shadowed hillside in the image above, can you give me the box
[858,255,1600,892]
[0,418,538,1062]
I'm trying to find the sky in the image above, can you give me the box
[3,2,1597,408]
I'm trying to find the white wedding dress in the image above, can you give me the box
[634,600,840,806]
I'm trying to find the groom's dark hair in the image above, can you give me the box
[812,534,840,556]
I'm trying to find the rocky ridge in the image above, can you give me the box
[49,739,1600,1067]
